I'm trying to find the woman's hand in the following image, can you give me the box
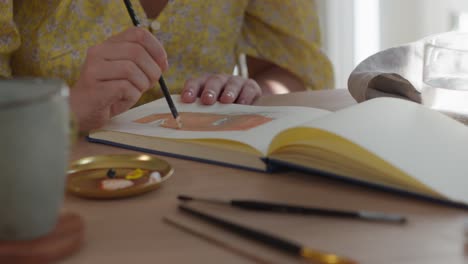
[180,74,262,105]
[70,27,168,131]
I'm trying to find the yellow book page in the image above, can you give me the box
[178,138,262,156]
[268,97,468,204]
[268,127,441,196]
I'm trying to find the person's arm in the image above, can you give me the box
[180,0,333,106]
[179,54,307,105]
[246,56,306,95]
[238,0,334,93]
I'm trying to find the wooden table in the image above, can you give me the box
[62,90,468,264]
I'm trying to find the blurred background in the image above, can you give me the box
[317,0,468,88]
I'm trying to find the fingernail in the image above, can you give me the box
[224,91,235,100]
[205,92,215,99]
[203,91,216,103]
[183,90,194,98]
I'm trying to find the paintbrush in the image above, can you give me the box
[178,195,407,224]
[122,0,182,128]
[178,204,357,264]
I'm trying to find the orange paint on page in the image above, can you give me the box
[133,112,273,131]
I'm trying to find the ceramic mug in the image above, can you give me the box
[0,79,70,240]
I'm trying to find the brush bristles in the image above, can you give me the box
[176,116,183,129]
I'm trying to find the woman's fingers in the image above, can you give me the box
[90,42,162,85]
[109,27,168,71]
[89,59,152,93]
[181,75,211,103]
[70,79,142,131]
[236,79,262,105]
[200,74,230,105]
[219,76,244,104]
[182,74,262,105]
[104,79,143,116]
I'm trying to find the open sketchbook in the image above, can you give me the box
[89,96,468,206]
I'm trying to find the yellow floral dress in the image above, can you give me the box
[0,0,334,103]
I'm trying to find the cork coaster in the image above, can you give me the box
[0,212,84,264]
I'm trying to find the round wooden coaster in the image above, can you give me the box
[0,212,84,264]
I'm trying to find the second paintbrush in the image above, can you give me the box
[178,195,407,224]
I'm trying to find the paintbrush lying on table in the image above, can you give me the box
[178,195,407,224]
[177,203,358,264]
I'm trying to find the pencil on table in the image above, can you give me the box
[122,0,182,129]
[163,217,273,264]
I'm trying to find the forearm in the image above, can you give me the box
[247,56,306,95]
[252,65,306,95]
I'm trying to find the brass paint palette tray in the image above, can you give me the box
[67,154,174,199]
